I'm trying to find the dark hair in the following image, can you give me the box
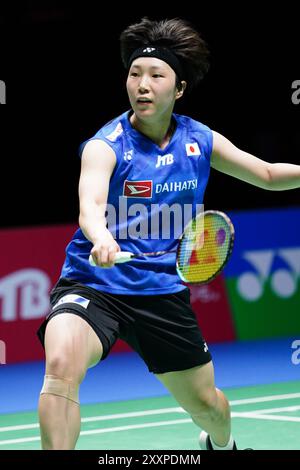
[120,17,210,91]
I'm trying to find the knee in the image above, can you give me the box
[42,352,84,405]
[40,373,80,405]
[186,390,219,419]
[46,354,86,385]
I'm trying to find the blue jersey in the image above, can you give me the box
[60,111,213,295]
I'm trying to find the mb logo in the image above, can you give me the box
[156,153,174,168]
[0,80,6,104]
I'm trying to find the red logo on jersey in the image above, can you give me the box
[123,180,153,198]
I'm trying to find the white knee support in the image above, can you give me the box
[40,375,79,404]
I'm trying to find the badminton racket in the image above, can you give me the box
[89,210,234,284]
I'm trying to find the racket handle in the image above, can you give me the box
[89,251,134,266]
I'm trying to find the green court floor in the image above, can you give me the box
[0,381,299,450]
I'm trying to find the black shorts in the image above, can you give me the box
[37,278,212,374]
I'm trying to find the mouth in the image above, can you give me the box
[136,98,152,105]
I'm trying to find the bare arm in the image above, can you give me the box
[211,131,300,190]
[79,139,120,266]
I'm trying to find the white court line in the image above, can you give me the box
[0,423,40,433]
[0,407,183,433]
[1,391,300,445]
[2,392,300,433]
[232,412,300,423]
[0,418,192,446]
[229,392,300,405]
[2,409,300,446]
[235,405,300,415]
[83,407,184,422]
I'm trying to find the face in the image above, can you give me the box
[126,57,184,122]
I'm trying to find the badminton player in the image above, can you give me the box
[37,17,300,450]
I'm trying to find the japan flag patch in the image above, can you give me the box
[185,142,201,156]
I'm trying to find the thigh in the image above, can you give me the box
[155,361,216,413]
[45,313,103,381]
[124,289,212,374]
[37,279,123,366]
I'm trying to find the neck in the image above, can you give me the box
[130,113,176,149]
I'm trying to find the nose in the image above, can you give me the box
[138,76,150,92]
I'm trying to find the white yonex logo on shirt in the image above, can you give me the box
[155,153,174,168]
[124,150,133,161]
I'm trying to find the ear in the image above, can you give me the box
[175,81,187,100]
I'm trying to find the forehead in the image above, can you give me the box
[130,57,173,73]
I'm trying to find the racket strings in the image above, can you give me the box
[177,213,233,283]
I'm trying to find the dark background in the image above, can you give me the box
[1,1,299,228]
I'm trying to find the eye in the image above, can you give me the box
[129,72,138,77]
[152,74,163,78]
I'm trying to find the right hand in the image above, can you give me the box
[90,231,121,268]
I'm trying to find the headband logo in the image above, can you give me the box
[143,47,156,53]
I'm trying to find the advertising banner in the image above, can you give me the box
[224,208,300,339]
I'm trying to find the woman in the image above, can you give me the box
[37,17,300,450]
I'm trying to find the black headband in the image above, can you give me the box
[127,46,184,80]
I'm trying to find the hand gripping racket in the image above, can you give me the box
[89,210,235,285]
